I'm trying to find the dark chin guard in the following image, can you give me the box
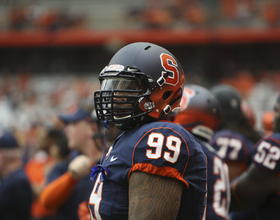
[114,115,142,131]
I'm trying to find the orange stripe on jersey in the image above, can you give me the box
[131,126,190,177]
[128,163,189,188]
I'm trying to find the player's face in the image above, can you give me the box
[113,91,136,118]
[273,102,280,133]
[101,78,141,118]
[64,120,92,150]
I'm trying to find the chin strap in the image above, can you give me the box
[90,120,110,182]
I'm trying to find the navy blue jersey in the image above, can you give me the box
[0,169,32,220]
[252,133,280,219]
[200,141,230,220]
[46,159,94,220]
[209,130,255,168]
[89,121,207,220]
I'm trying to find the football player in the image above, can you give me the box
[89,42,207,220]
[209,84,261,220]
[209,84,261,181]
[230,93,280,219]
[170,84,230,220]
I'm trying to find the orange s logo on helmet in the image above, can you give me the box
[160,53,179,86]
[180,88,195,111]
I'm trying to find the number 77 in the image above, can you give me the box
[216,137,242,160]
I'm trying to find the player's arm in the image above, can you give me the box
[129,171,183,220]
[230,163,280,211]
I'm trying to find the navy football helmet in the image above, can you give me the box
[94,42,185,131]
[171,84,221,141]
[210,84,242,116]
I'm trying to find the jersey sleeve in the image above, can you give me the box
[129,126,205,188]
[253,134,280,174]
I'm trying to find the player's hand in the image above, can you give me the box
[78,201,91,220]
[68,155,92,180]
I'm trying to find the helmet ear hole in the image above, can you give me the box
[162,91,173,101]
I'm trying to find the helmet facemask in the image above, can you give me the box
[94,66,153,131]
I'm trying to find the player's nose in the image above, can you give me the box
[113,92,127,102]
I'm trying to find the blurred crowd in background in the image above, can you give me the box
[8,5,86,32]
[0,68,278,160]
[0,0,279,31]
[0,0,279,162]
[128,0,280,29]
[0,73,99,161]
[0,1,279,220]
